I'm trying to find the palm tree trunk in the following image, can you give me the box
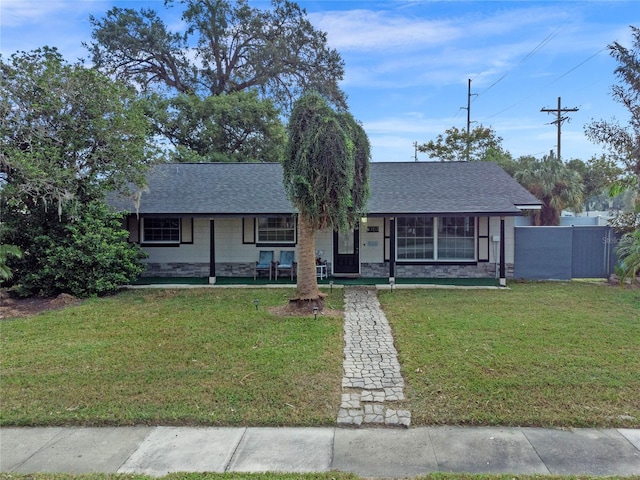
[290,214,325,308]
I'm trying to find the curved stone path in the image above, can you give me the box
[337,287,411,427]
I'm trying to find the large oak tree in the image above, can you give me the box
[87,0,346,162]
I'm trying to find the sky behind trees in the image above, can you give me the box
[1,0,634,162]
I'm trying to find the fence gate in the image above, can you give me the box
[514,226,617,280]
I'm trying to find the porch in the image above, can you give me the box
[131,276,500,287]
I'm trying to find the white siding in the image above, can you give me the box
[143,218,210,264]
[489,216,516,263]
[360,218,385,264]
[137,214,519,271]
[215,218,300,264]
[314,228,333,264]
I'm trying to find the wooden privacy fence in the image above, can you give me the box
[514,226,618,280]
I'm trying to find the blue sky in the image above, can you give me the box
[1,0,635,163]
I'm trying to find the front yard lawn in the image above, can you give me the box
[379,282,640,428]
[1,282,638,428]
[0,288,344,427]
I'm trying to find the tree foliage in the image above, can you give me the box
[585,25,640,219]
[86,0,346,162]
[88,0,345,107]
[284,93,369,232]
[283,91,370,304]
[1,48,151,296]
[1,47,155,212]
[566,155,624,211]
[515,156,584,226]
[146,90,286,163]
[418,125,507,162]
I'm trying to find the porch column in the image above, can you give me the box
[499,216,506,287]
[389,218,396,282]
[209,220,216,284]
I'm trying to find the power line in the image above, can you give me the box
[481,45,607,120]
[475,27,561,99]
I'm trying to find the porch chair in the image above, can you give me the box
[254,250,274,280]
[275,250,296,280]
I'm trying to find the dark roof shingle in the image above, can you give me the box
[109,162,541,216]
[367,162,540,215]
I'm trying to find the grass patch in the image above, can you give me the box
[2,282,639,429]
[0,289,344,427]
[379,281,640,428]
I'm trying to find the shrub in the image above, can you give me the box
[14,202,146,297]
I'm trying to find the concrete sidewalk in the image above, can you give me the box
[2,426,639,477]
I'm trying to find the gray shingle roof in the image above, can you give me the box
[109,161,541,216]
[367,162,541,215]
[109,163,293,215]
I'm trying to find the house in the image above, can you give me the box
[109,161,541,285]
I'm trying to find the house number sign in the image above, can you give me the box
[367,226,379,233]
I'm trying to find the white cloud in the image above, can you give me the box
[0,0,106,26]
[310,9,461,51]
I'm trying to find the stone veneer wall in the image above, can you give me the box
[143,262,280,278]
[142,262,210,277]
[361,262,514,279]
[360,262,390,278]
[143,261,514,279]
[215,262,257,277]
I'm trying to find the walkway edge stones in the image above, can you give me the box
[338,287,411,427]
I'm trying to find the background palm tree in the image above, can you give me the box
[515,157,584,226]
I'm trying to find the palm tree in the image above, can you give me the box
[615,230,640,284]
[0,244,23,281]
[515,157,584,225]
[283,91,370,311]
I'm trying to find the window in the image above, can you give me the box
[257,216,295,243]
[397,216,475,261]
[437,217,475,260]
[143,217,180,243]
[397,217,434,260]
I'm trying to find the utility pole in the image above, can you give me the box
[461,79,477,161]
[413,141,418,162]
[540,97,578,162]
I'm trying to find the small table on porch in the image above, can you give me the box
[316,262,327,280]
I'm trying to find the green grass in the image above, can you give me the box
[0,288,344,427]
[2,282,639,428]
[379,281,640,428]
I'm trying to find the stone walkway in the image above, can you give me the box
[337,287,411,427]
